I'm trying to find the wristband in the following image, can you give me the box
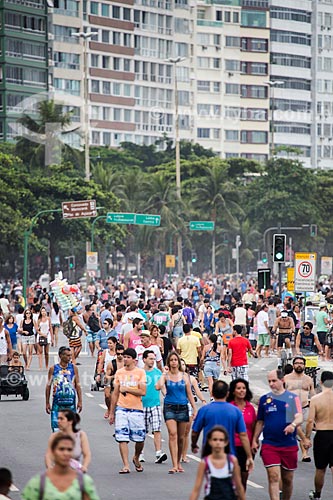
[291,422,296,429]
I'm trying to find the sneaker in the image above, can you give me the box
[155,452,167,464]
[309,492,320,500]
[139,453,145,463]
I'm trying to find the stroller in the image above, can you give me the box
[0,365,29,400]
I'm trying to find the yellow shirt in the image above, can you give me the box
[177,334,201,365]
[191,331,202,340]
[115,367,146,410]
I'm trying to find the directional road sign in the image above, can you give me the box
[165,254,176,268]
[294,252,317,292]
[189,221,215,231]
[135,214,161,226]
[107,213,136,224]
[62,200,97,219]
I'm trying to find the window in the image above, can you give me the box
[224,107,240,119]
[197,80,210,91]
[113,58,120,70]
[123,59,131,71]
[226,36,241,48]
[197,128,210,138]
[124,33,131,47]
[241,62,268,75]
[175,42,188,57]
[90,2,98,15]
[91,54,99,67]
[275,123,311,135]
[175,17,190,33]
[216,11,222,21]
[213,129,220,139]
[124,110,132,122]
[178,91,189,106]
[242,38,268,52]
[101,3,109,17]
[102,56,110,69]
[271,53,311,69]
[241,85,267,98]
[271,7,311,24]
[225,83,240,95]
[113,108,121,121]
[103,132,111,146]
[124,84,131,96]
[123,8,131,21]
[91,106,100,120]
[197,33,210,45]
[213,105,221,116]
[54,52,80,69]
[213,82,220,92]
[102,30,109,43]
[271,30,311,46]
[54,78,80,96]
[113,32,121,45]
[241,10,267,28]
[233,12,239,24]
[103,107,110,120]
[213,58,220,69]
[213,34,221,46]
[225,130,239,141]
[197,57,210,69]
[92,131,100,145]
[225,11,231,23]
[226,60,241,72]
[197,104,210,116]
[113,83,121,95]
[241,131,268,143]
[103,81,111,94]
[241,108,267,121]
[91,80,100,93]
[112,6,120,18]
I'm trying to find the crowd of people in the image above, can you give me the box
[1,277,333,499]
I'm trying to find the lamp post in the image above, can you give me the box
[265,80,284,158]
[73,31,97,181]
[165,56,186,278]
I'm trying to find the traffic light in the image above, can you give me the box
[191,252,197,263]
[273,234,286,263]
[68,255,75,269]
[261,252,268,264]
[310,224,317,237]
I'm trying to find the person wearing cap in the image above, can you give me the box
[135,331,163,370]
[109,348,147,474]
[315,302,330,352]
[284,356,315,462]
[45,346,82,432]
[272,309,295,355]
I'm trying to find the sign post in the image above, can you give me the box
[320,256,333,276]
[62,200,97,219]
[86,251,98,270]
[189,221,215,231]
[258,268,271,292]
[294,253,317,292]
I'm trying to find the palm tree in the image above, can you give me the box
[15,100,79,171]
[191,160,243,275]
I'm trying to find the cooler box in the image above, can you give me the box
[304,354,318,368]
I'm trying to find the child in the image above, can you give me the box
[8,351,23,368]
[189,426,245,500]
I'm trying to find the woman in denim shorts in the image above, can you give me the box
[156,351,196,474]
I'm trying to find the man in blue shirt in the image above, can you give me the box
[252,369,303,500]
[191,380,253,471]
[139,350,167,464]
[95,318,117,350]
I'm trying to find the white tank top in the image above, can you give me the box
[104,350,115,372]
[39,319,50,335]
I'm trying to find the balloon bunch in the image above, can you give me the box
[50,278,80,311]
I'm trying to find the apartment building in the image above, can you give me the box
[313,0,333,169]
[0,0,49,141]
[269,0,313,167]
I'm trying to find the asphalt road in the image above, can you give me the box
[1,344,333,500]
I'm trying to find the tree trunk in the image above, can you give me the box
[212,230,216,276]
[49,236,56,280]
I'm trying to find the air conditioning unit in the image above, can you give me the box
[215,45,221,51]
[48,33,55,40]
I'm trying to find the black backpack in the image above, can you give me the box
[88,313,100,332]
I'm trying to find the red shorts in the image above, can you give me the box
[261,444,298,470]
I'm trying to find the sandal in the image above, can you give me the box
[168,468,178,474]
[132,458,144,472]
[104,411,110,419]
[181,457,190,463]
[177,466,185,473]
[119,468,130,474]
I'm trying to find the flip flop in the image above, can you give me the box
[104,411,109,419]
[119,468,130,474]
[168,468,178,474]
[177,467,185,473]
[132,459,144,472]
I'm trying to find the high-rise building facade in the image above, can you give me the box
[0,0,49,141]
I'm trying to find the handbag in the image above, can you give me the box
[39,336,48,346]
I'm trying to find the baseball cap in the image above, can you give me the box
[140,330,151,337]
[319,302,326,308]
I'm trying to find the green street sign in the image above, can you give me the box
[135,214,161,226]
[189,221,215,231]
[107,213,136,224]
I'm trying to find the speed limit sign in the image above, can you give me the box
[294,253,316,292]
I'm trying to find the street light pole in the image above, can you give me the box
[73,31,97,181]
[266,80,284,158]
[165,56,186,278]
[236,235,241,289]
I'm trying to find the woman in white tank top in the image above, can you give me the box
[37,307,53,370]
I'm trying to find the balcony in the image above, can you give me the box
[197,20,223,27]
[5,0,45,9]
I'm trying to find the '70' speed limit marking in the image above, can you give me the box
[298,261,313,278]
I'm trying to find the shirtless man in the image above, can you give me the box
[306,371,333,500]
[273,310,295,354]
[284,356,315,461]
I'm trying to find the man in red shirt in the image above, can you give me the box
[227,325,257,381]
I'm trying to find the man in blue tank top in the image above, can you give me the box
[45,346,82,431]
